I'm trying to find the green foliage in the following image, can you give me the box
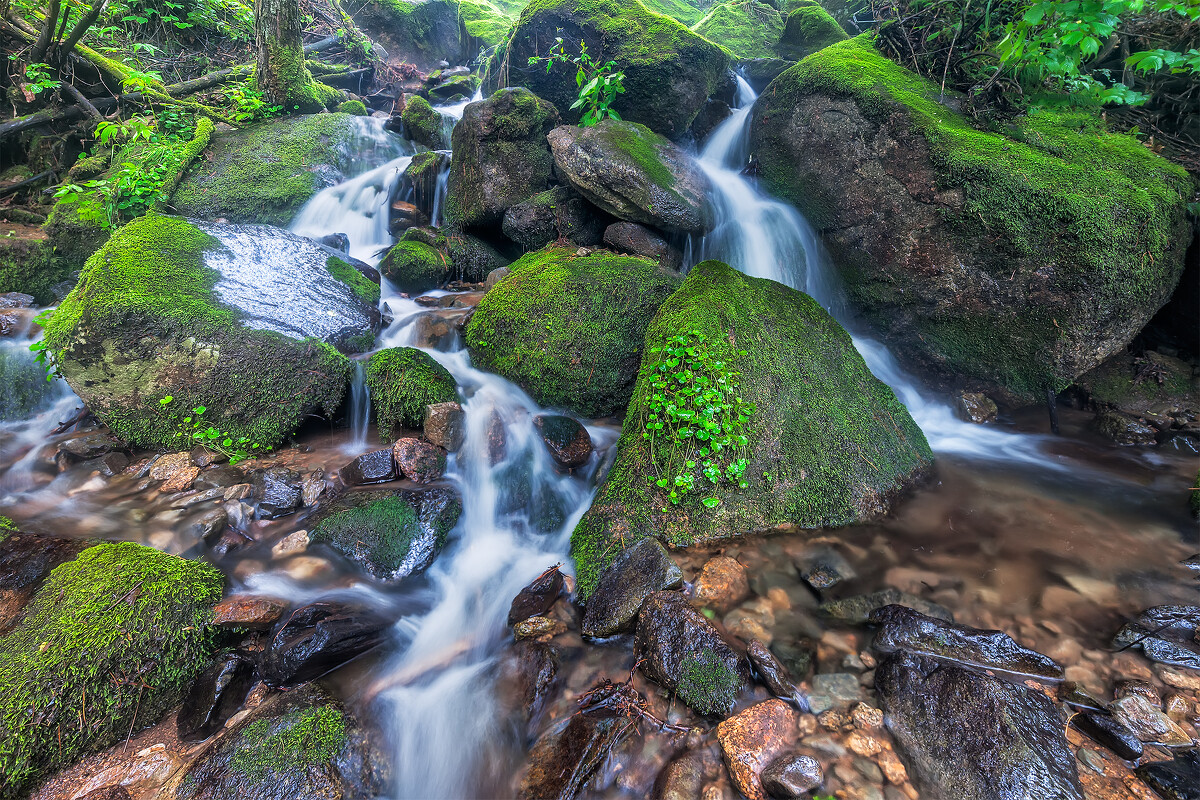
[160,396,273,464]
[15,61,59,95]
[642,331,754,510]
[0,517,16,532]
[229,706,346,779]
[365,347,458,439]
[692,1,785,60]
[327,256,381,306]
[528,37,627,126]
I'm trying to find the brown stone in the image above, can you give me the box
[694,555,750,614]
[393,437,448,483]
[877,748,909,785]
[513,616,566,641]
[716,699,800,800]
[211,595,288,628]
[424,401,465,451]
[852,703,884,729]
[161,465,201,493]
[149,451,194,482]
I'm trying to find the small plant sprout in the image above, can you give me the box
[160,396,272,465]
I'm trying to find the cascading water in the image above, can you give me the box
[429,90,481,227]
[696,77,1050,463]
[346,360,372,450]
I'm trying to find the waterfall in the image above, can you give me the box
[347,360,371,450]
[429,89,481,227]
[696,76,1051,464]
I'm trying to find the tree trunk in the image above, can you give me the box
[254,0,328,111]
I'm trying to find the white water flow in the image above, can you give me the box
[346,360,371,450]
[697,77,1050,464]
[430,89,481,227]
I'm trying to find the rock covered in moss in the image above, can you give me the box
[571,260,931,597]
[349,0,470,68]
[171,113,387,226]
[548,120,712,233]
[691,0,784,60]
[336,99,370,115]
[0,232,74,305]
[41,215,371,450]
[403,95,449,150]
[445,229,512,282]
[488,0,729,138]
[0,542,223,798]
[502,186,608,250]
[465,246,682,417]
[1075,349,1198,433]
[366,347,459,439]
[775,2,847,59]
[309,488,462,582]
[581,537,682,637]
[379,238,451,294]
[749,36,1191,404]
[445,88,559,228]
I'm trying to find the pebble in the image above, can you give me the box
[716,700,799,800]
[808,672,862,714]
[694,556,751,614]
[877,747,908,784]
[854,756,883,783]
[796,714,818,738]
[845,730,884,757]
[818,710,850,731]
[272,529,309,558]
[1159,667,1200,691]
[852,703,884,729]
[760,754,822,799]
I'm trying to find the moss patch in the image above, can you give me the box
[0,542,223,798]
[776,4,847,59]
[230,704,345,778]
[465,245,683,417]
[379,239,450,294]
[403,95,448,150]
[678,649,741,717]
[327,256,381,306]
[366,347,459,438]
[337,99,369,115]
[692,1,784,60]
[0,236,74,305]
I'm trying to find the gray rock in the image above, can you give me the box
[0,292,34,309]
[602,221,682,270]
[1109,694,1193,746]
[1092,408,1159,445]
[820,588,953,625]
[423,401,465,451]
[339,449,397,486]
[956,392,998,424]
[747,640,800,704]
[795,547,856,590]
[582,538,682,637]
[255,469,302,519]
[808,673,862,714]
[1069,710,1143,760]
[761,754,823,799]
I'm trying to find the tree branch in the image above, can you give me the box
[30,0,59,63]
[58,0,108,63]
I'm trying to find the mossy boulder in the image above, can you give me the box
[571,260,932,597]
[366,347,459,439]
[465,246,683,417]
[502,185,608,250]
[0,343,54,422]
[488,0,730,138]
[403,95,449,150]
[776,3,847,59]
[0,233,73,305]
[749,36,1192,404]
[337,99,370,115]
[0,542,223,799]
[692,0,784,60]
[309,488,462,582]
[457,0,515,46]
[446,228,512,281]
[171,113,370,226]
[547,120,712,233]
[380,238,451,293]
[445,88,559,228]
[642,0,709,25]
[41,214,372,449]
[349,0,470,68]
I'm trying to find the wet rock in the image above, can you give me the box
[795,548,856,591]
[59,431,121,459]
[761,754,823,799]
[876,651,1083,800]
[820,588,953,625]
[72,743,184,800]
[1109,694,1193,746]
[635,591,747,717]
[483,266,510,291]
[255,469,302,519]
[694,555,750,615]
[1113,606,1200,668]
[0,530,88,634]
[150,451,194,482]
[1068,710,1143,760]
[300,472,325,507]
[1142,636,1200,669]
[582,538,683,637]
[0,292,34,309]
[956,392,998,423]
[533,415,593,470]
[747,640,799,703]
[808,672,863,714]
[1135,749,1200,800]
[188,506,227,541]
[339,449,397,486]
[514,616,566,641]
[272,530,309,559]
[424,401,465,451]
[508,565,566,625]
[870,604,1064,680]
[518,696,629,800]
[497,640,560,727]
[258,601,391,686]
[487,410,507,465]
[654,749,717,800]
[603,221,682,270]
[716,699,800,800]
[1092,408,1159,445]
[178,652,256,741]
[78,786,131,800]
[392,437,447,483]
[211,595,288,629]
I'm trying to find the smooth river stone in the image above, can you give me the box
[581,537,682,637]
[820,588,953,625]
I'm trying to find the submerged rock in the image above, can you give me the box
[508,565,566,626]
[1135,749,1200,800]
[497,640,560,728]
[257,601,391,687]
[819,588,952,625]
[518,698,629,800]
[573,261,931,597]
[716,699,800,800]
[876,651,1083,800]
[177,652,256,742]
[533,414,593,470]
[747,640,800,703]
[582,538,683,637]
[693,555,751,614]
[760,753,823,799]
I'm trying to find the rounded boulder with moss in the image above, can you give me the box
[465,245,683,418]
[41,215,378,450]
[571,260,932,598]
[379,238,451,294]
[0,542,223,799]
[775,1,847,59]
[366,347,459,439]
[749,35,1192,405]
[691,0,784,60]
[403,95,449,150]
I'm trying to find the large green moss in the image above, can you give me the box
[458,0,515,45]
[488,0,729,138]
[0,542,223,798]
[170,113,363,226]
[366,347,459,438]
[776,3,846,59]
[379,239,450,294]
[465,245,683,418]
[327,256,381,306]
[349,0,468,67]
[571,260,931,597]
[0,236,74,304]
[692,1,784,60]
[403,95,448,150]
[642,0,709,25]
[41,214,352,449]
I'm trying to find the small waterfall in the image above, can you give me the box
[347,359,371,449]
[696,77,1050,464]
[429,90,481,227]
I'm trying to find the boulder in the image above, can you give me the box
[635,590,747,717]
[257,601,392,687]
[502,186,608,250]
[0,231,73,305]
[308,488,462,582]
[508,566,567,625]
[1075,349,1198,441]
[171,113,393,226]
[445,228,511,282]
[497,640,560,728]
[0,543,222,797]
[692,1,784,60]
[392,437,447,483]
[571,260,931,596]
[466,246,681,417]
[379,238,452,295]
[42,215,373,449]
[423,401,465,450]
[716,700,801,800]
[750,36,1191,404]
[402,94,449,150]
[339,449,398,485]
[548,121,712,233]
[488,0,729,138]
[365,347,459,440]
[581,537,683,637]
[603,221,682,269]
[775,3,847,59]
[348,0,468,68]
[533,414,593,469]
[445,88,559,228]
[0,530,88,635]
[518,694,629,800]
[876,651,1084,800]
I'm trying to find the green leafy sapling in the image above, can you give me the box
[528,38,626,126]
[160,396,272,465]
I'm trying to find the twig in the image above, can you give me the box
[61,81,102,120]
[0,169,52,198]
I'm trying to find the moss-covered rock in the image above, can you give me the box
[457,0,515,47]
[749,35,1192,404]
[379,238,451,293]
[692,0,784,60]
[445,228,512,282]
[465,245,682,417]
[643,0,709,25]
[41,214,361,449]
[571,260,931,597]
[366,347,459,439]
[308,488,462,581]
[776,3,847,59]
[0,542,223,798]
[1076,350,1198,414]
[349,0,469,68]
[445,87,559,228]
[171,113,367,226]
[0,234,74,305]
[337,99,370,115]
[502,185,608,250]
[403,95,449,150]
[488,0,730,138]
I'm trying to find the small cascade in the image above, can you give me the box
[696,77,1051,465]
[429,90,481,227]
[347,359,371,450]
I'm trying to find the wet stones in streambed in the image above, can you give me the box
[392,437,447,483]
[1136,749,1200,800]
[1113,604,1200,669]
[693,555,751,615]
[57,431,123,460]
[211,595,288,629]
[716,700,801,800]
[870,604,1064,680]
[497,640,561,730]
[257,601,392,687]
[795,547,856,591]
[533,414,593,471]
[875,651,1084,800]
[819,588,953,625]
[252,468,303,519]
[582,538,683,638]
[635,591,748,717]
[508,565,566,626]
[517,700,629,800]
[178,652,256,742]
[307,487,462,583]
[746,640,802,705]
[0,529,88,634]
[760,754,824,800]
[339,448,398,486]
[1108,693,1194,746]
[1068,709,1144,760]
